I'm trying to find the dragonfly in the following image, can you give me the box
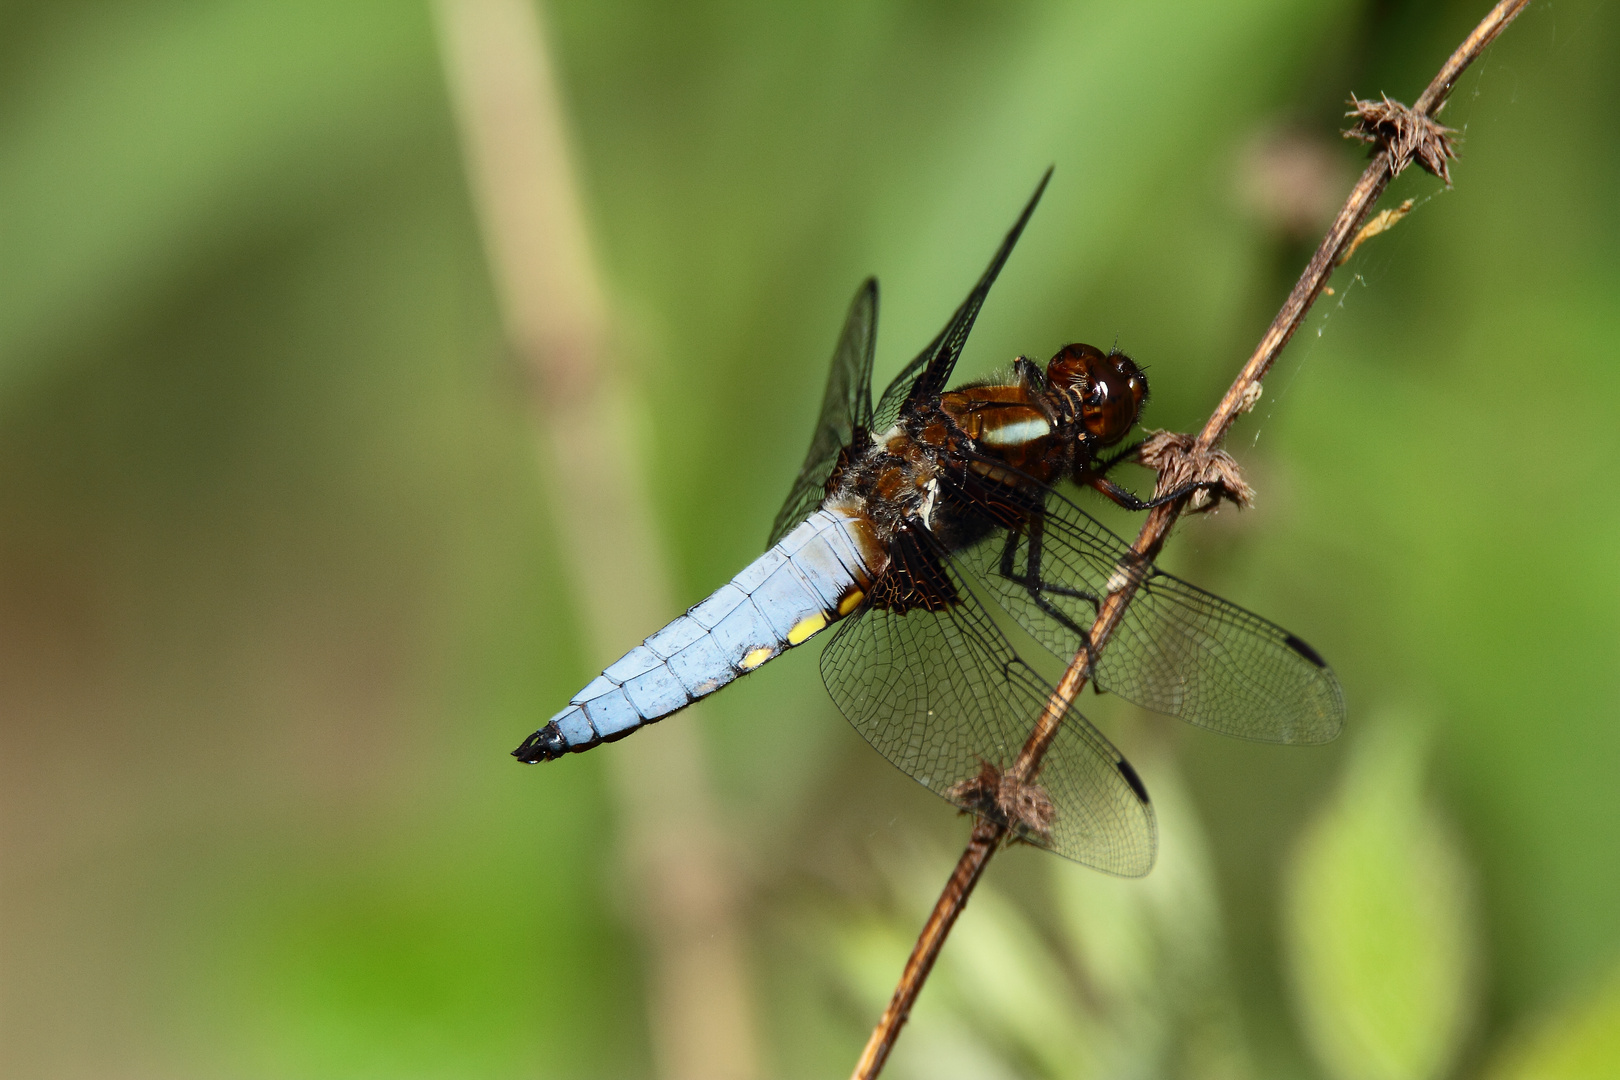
[516,170,1344,875]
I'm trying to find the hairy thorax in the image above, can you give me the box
[826,368,1086,611]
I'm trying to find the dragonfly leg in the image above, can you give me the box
[998,512,1099,675]
[1086,475,1230,512]
[1090,439,1145,478]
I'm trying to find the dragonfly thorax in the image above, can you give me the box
[824,421,943,550]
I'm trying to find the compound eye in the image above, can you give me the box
[1045,343,1149,446]
[1084,353,1146,446]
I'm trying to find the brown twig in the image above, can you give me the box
[848,2,1529,1076]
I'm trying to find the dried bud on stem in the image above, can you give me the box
[1346,94,1458,184]
[1139,430,1255,512]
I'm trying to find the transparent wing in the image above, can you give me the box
[869,344,931,441]
[768,279,878,547]
[821,551,1156,876]
[870,169,1052,436]
[955,484,1345,744]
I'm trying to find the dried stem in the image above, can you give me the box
[849,2,1529,1076]
[432,3,759,1078]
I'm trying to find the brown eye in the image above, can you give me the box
[1045,344,1148,446]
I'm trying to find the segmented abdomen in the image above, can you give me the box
[514,508,875,761]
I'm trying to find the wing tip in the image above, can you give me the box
[1311,703,1349,744]
[1115,756,1150,805]
[1283,633,1329,668]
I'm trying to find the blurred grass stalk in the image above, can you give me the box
[431,2,758,1078]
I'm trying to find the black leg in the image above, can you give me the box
[1087,476,1230,512]
[996,511,1100,667]
[1091,440,1146,478]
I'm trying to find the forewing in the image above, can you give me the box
[768,278,878,547]
[821,560,1156,876]
[870,169,1052,435]
[957,486,1346,744]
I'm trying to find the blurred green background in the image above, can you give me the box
[2,1,1617,1077]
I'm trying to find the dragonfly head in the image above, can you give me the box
[1045,343,1148,447]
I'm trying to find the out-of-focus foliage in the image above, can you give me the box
[831,755,1248,1080]
[1283,714,1477,1080]
[1485,961,1620,1080]
[1,1,1617,1078]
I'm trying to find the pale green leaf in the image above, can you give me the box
[1284,712,1479,1080]
[1054,751,1251,1080]
[1485,961,1620,1080]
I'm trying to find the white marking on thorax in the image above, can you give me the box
[918,477,939,531]
[979,416,1051,447]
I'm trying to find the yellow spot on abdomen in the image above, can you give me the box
[741,646,774,670]
[787,611,828,645]
[838,590,866,616]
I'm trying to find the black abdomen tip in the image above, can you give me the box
[513,722,568,763]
